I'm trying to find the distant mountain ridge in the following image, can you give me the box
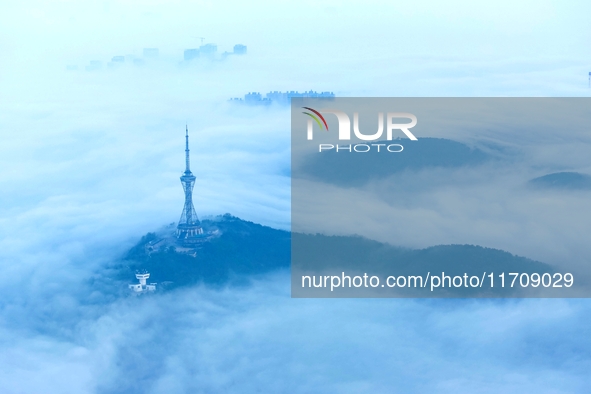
[528,171,591,190]
[298,138,495,187]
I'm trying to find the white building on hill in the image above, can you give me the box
[129,272,157,294]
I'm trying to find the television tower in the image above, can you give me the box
[176,125,204,243]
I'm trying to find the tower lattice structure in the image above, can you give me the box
[176,125,204,243]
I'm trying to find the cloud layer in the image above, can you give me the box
[1,0,591,392]
[1,273,591,393]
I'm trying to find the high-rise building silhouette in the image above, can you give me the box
[184,49,199,61]
[233,44,247,55]
[176,126,204,244]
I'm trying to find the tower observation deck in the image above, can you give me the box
[176,125,205,244]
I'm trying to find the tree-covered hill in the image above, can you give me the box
[120,214,291,288]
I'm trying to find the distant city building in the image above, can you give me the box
[233,44,247,55]
[81,41,245,71]
[231,90,335,105]
[199,43,217,57]
[244,92,268,103]
[129,272,156,294]
[85,60,102,71]
[222,44,248,59]
[184,48,199,61]
[184,44,220,61]
[143,48,159,58]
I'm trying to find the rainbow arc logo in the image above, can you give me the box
[301,107,328,131]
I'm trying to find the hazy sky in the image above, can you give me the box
[1,1,591,393]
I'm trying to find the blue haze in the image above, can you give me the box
[1,0,591,392]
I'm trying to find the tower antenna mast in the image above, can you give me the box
[176,125,204,243]
[185,124,191,173]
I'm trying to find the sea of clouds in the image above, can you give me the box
[1,0,591,392]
